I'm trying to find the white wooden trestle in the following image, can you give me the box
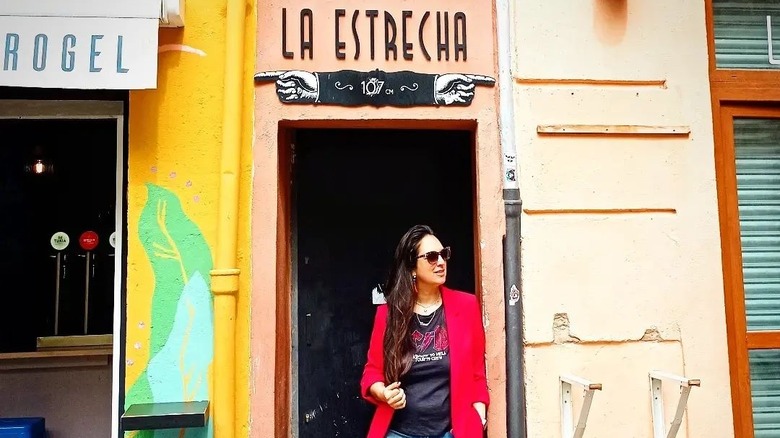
[649,370,701,438]
[560,374,602,438]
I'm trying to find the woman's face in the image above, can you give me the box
[413,234,448,287]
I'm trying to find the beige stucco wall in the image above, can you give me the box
[515,1,733,436]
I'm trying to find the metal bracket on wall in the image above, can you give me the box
[560,374,602,438]
[649,371,701,438]
[121,401,209,431]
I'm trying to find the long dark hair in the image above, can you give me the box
[383,224,435,383]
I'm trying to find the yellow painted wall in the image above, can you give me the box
[124,0,255,435]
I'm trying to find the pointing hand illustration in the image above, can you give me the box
[255,70,319,103]
[255,69,496,107]
[434,74,495,105]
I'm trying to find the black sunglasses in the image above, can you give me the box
[416,247,452,264]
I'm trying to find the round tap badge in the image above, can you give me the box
[109,231,116,249]
[79,231,99,251]
[50,232,70,251]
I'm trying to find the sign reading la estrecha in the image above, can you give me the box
[255,8,494,108]
[280,8,468,62]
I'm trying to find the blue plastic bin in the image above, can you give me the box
[0,418,45,438]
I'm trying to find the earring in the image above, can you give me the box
[412,273,417,281]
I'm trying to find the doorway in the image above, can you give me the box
[291,128,476,437]
[0,118,118,350]
[0,100,125,438]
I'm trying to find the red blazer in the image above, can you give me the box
[360,287,490,438]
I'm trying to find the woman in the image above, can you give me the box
[361,225,490,438]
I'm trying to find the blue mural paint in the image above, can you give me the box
[146,271,214,438]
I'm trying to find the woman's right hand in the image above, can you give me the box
[383,382,406,410]
[370,381,406,409]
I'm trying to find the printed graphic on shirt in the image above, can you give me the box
[411,324,449,363]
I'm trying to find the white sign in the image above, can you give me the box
[1,0,159,19]
[372,285,386,305]
[50,232,70,251]
[0,16,158,89]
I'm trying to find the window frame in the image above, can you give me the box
[0,99,127,438]
[707,0,780,94]
[716,104,780,438]
[707,1,780,436]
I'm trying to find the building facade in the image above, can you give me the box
[0,0,254,437]
[250,0,505,436]
[515,1,731,437]
[3,0,780,437]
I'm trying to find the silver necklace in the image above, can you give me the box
[416,308,437,327]
[415,297,441,315]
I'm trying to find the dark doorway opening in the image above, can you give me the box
[0,119,117,353]
[292,128,476,437]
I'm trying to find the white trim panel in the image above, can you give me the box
[0,100,124,117]
[111,114,125,438]
[0,0,159,19]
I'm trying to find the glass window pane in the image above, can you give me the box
[750,350,780,436]
[713,0,780,69]
[734,118,780,330]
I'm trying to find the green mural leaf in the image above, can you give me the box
[128,430,154,438]
[125,369,152,407]
[138,183,213,360]
[126,182,215,434]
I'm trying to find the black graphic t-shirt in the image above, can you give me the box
[390,307,451,436]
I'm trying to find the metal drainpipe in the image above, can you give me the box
[496,0,527,436]
[210,0,246,435]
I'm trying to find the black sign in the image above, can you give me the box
[254,69,495,107]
